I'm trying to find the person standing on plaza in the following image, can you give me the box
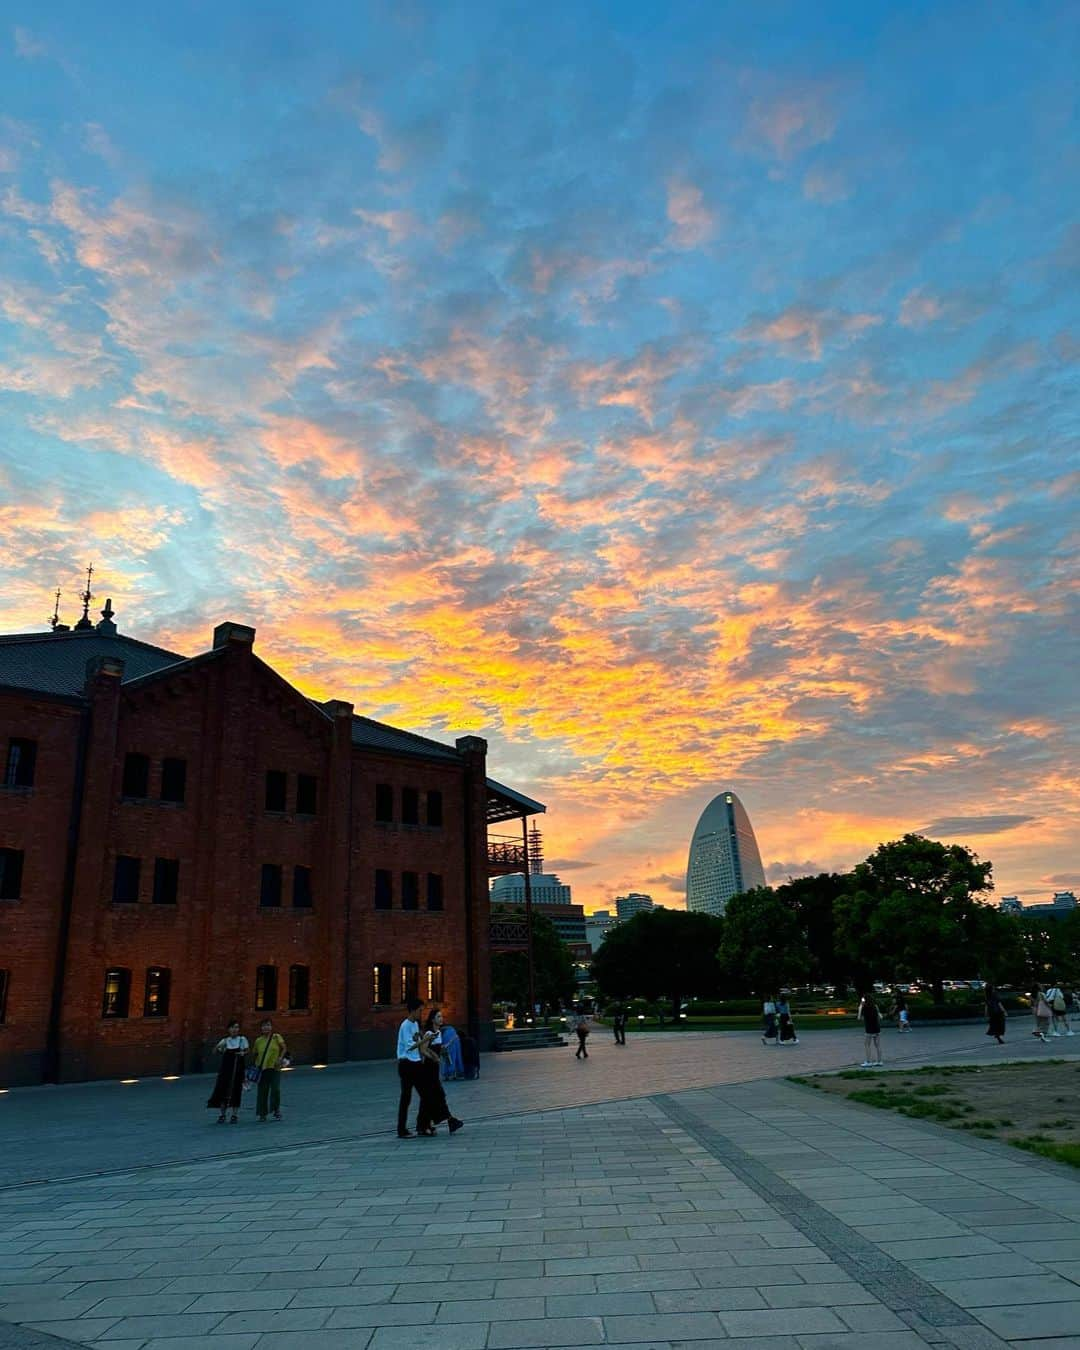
[985,983,1007,1044]
[1032,986,1052,1043]
[858,992,882,1067]
[777,995,799,1045]
[396,996,424,1137]
[572,1005,591,1058]
[891,988,911,1033]
[761,996,778,1046]
[612,1003,627,1045]
[1046,983,1070,1037]
[251,1018,289,1122]
[415,1009,464,1136]
[207,1019,248,1124]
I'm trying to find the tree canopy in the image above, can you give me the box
[717,886,811,995]
[591,907,724,1019]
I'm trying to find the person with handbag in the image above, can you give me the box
[207,1019,249,1124]
[250,1018,289,1121]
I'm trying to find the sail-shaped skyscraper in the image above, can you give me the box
[685,791,767,916]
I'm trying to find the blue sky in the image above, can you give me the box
[1,2,1077,908]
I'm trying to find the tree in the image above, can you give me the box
[717,887,812,995]
[591,907,724,1020]
[835,834,995,1003]
[773,873,849,988]
[490,907,576,1010]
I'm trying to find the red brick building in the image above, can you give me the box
[0,604,543,1086]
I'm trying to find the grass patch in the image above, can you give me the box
[792,1061,1079,1167]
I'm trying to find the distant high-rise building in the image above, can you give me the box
[998,896,1022,914]
[1001,890,1077,920]
[615,892,654,922]
[585,909,616,951]
[685,791,766,917]
[489,870,584,945]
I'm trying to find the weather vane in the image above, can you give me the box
[48,588,62,630]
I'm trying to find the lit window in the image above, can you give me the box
[255,965,278,1011]
[373,963,391,1005]
[144,967,171,1017]
[426,962,444,1001]
[401,963,418,1003]
[102,968,132,1018]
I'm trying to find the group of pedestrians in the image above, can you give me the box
[1030,983,1076,1043]
[206,1017,288,1124]
[761,996,800,1046]
[396,997,465,1138]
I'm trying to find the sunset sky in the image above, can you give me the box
[1,3,1077,912]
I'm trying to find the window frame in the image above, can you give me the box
[401,870,419,911]
[401,786,419,826]
[374,868,393,910]
[4,738,36,789]
[401,962,419,1004]
[260,862,283,908]
[296,773,317,816]
[373,962,391,1006]
[255,964,278,1012]
[159,756,186,804]
[426,962,444,1002]
[288,963,310,1011]
[143,966,171,1017]
[0,848,24,901]
[426,789,443,827]
[375,783,394,823]
[152,857,179,905]
[426,872,444,912]
[121,752,150,800]
[292,864,313,910]
[264,769,288,813]
[102,967,132,1019]
[112,855,141,905]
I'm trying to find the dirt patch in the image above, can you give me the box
[791,1060,1080,1168]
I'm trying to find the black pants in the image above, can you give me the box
[397,1059,422,1134]
[614,1022,626,1045]
[416,1059,451,1132]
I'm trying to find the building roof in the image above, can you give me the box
[349,714,462,761]
[0,629,187,697]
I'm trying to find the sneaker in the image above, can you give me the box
[860,1061,872,1068]
[792,1039,800,1045]
[448,1117,464,1134]
[229,1114,239,1124]
[272,1111,282,1121]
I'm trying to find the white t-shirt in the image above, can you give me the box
[397,1018,422,1061]
[763,1001,776,1016]
[221,1035,249,1052]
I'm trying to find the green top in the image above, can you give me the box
[251,1032,287,1070]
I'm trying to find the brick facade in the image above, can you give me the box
[0,616,539,1086]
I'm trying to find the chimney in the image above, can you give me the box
[213,622,256,649]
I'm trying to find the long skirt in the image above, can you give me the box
[416,1058,451,1130]
[207,1050,246,1110]
[986,1006,1006,1038]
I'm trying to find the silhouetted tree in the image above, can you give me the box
[591,908,724,1020]
[717,887,812,995]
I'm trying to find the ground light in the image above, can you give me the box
[311,1063,327,1069]
[120,1078,139,1084]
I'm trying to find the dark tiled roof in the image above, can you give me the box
[0,629,187,697]
[349,714,462,761]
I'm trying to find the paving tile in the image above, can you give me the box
[368,1326,488,1350]
[933,1273,1080,1308]
[487,1315,605,1347]
[140,1338,260,1350]
[976,1302,1080,1340]
[94,1314,227,1339]
[287,1285,397,1308]
[251,1334,373,1350]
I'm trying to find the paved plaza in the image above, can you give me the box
[1,1027,1079,1350]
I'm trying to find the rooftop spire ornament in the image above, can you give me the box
[48,588,62,631]
[73,563,95,631]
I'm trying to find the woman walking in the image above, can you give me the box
[415,1009,463,1136]
[777,996,799,1045]
[985,983,1007,1045]
[1032,987,1052,1043]
[858,992,883,1067]
[207,1019,248,1124]
[761,996,778,1047]
[572,1005,591,1059]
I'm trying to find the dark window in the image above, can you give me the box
[401,871,419,910]
[144,967,171,1017]
[293,865,313,909]
[102,967,131,1018]
[265,769,287,812]
[427,962,444,1002]
[152,857,179,905]
[255,965,278,1011]
[160,757,186,804]
[401,962,419,1003]
[289,964,310,1010]
[426,789,443,827]
[112,855,141,904]
[260,863,283,908]
[401,787,419,825]
[0,969,8,1023]
[4,738,36,788]
[121,752,150,799]
[296,773,317,815]
[373,962,391,1005]
[426,873,444,912]
[375,783,393,822]
[0,849,24,901]
[374,868,393,910]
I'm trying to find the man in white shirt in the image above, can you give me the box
[396,996,424,1137]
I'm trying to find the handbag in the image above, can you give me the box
[245,1034,274,1085]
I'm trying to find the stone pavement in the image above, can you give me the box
[0,1024,1055,1187]
[1,1029,1078,1349]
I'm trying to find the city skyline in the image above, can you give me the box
[1,4,1077,912]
